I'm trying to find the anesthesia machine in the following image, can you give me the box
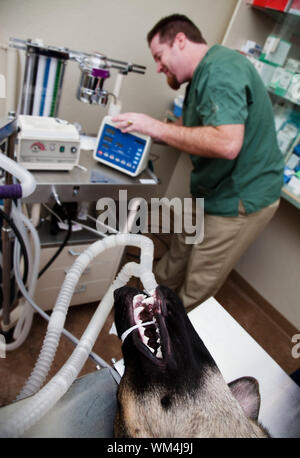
[9,37,152,175]
[0,37,157,437]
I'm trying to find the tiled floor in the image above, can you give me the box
[0,235,299,408]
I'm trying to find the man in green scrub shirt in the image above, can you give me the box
[113,14,284,311]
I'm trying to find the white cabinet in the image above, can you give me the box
[34,242,124,311]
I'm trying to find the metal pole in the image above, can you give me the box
[1,129,16,326]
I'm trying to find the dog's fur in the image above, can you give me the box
[113,285,270,438]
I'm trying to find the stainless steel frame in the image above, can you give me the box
[22,149,159,204]
[0,116,18,326]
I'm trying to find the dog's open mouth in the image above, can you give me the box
[132,292,163,359]
[114,286,173,365]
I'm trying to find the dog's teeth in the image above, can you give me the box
[134,305,144,322]
[133,294,146,307]
[142,336,150,346]
[139,327,150,346]
[134,305,144,314]
[143,296,154,306]
[156,346,162,359]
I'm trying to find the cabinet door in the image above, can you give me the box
[34,244,125,310]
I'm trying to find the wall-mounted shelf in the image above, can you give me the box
[268,87,300,107]
[281,185,300,208]
[240,2,300,209]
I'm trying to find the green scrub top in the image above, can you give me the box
[182,45,284,216]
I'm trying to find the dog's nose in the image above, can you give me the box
[113,287,123,301]
[113,289,119,299]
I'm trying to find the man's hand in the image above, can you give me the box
[112,113,164,141]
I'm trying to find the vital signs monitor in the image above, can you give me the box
[93,116,152,177]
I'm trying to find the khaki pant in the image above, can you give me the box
[154,199,280,312]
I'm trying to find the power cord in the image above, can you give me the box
[0,207,29,287]
[38,191,72,279]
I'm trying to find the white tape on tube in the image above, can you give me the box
[121,320,155,342]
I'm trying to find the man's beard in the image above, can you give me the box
[167,74,180,90]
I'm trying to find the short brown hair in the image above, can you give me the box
[147,14,207,46]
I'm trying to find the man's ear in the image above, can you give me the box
[174,32,187,50]
[228,376,261,421]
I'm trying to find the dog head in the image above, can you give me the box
[113,285,269,438]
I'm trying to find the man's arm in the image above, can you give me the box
[112,113,244,160]
[174,116,183,126]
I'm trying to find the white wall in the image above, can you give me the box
[235,199,300,329]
